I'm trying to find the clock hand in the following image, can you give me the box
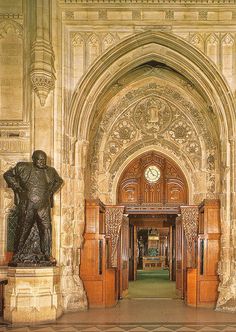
[150,168,157,176]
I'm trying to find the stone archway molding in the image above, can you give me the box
[68,30,235,142]
[67,30,236,312]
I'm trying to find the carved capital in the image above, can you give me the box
[31,71,55,107]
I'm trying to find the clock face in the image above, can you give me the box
[144,165,161,183]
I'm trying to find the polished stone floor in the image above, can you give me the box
[1,299,236,332]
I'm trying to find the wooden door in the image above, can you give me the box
[129,224,135,281]
[80,199,117,308]
[118,216,129,298]
[133,225,138,280]
[176,216,183,298]
[197,200,220,307]
[169,225,176,281]
[80,200,106,307]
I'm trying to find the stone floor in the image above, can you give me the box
[1,299,236,332]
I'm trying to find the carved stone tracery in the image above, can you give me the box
[0,20,23,39]
[88,71,218,201]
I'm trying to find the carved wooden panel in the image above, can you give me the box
[118,151,188,207]
[80,199,118,308]
[166,181,186,204]
[119,179,139,203]
[197,199,220,307]
[143,181,163,203]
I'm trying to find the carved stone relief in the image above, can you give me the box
[102,96,203,172]
[88,73,219,202]
[0,127,30,153]
[70,31,120,87]
[187,32,236,89]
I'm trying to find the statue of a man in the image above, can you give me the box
[4,150,63,266]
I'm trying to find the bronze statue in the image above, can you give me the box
[4,150,63,266]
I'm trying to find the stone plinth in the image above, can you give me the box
[4,267,63,324]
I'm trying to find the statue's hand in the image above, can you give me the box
[46,188,53,198]
[13,183,23,193]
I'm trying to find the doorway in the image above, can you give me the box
[117,151,188,300]
[125,214,181,300]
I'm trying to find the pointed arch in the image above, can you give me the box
[67,30,235,142]
[0,20,23,39]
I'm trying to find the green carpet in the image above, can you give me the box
[127,269,179,299]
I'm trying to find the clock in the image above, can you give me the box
[144,165,161,183]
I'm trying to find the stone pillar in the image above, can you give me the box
[30,0,55,107]
[4,267,62,323]
[216,137,236,312]
[60,139,88,311]
[29,0,56,159]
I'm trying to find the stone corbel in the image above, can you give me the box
[31,39,56,107]
[30,0,56,107]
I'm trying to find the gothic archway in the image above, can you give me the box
[65,30,236,311]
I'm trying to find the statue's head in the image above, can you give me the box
[32,150,47,169]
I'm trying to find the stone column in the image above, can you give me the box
[60,138,88,311]
[30,0,56,157]
[216,137,236,312]
[31,0,55,108]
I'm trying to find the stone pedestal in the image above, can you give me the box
[4,267,63,324]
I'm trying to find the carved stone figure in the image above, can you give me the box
[3,150,63,266]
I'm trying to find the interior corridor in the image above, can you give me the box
[127,270,178,299]
[1,299,236,331]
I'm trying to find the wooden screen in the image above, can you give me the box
[197,199,220,307]
[80,199,117,308]
[117,151,188,206]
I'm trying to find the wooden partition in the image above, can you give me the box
[118,216,129,298]
[186,199,220,308]
[80,199,117,308]
[175,216,184,297]
[197,199,220,307]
